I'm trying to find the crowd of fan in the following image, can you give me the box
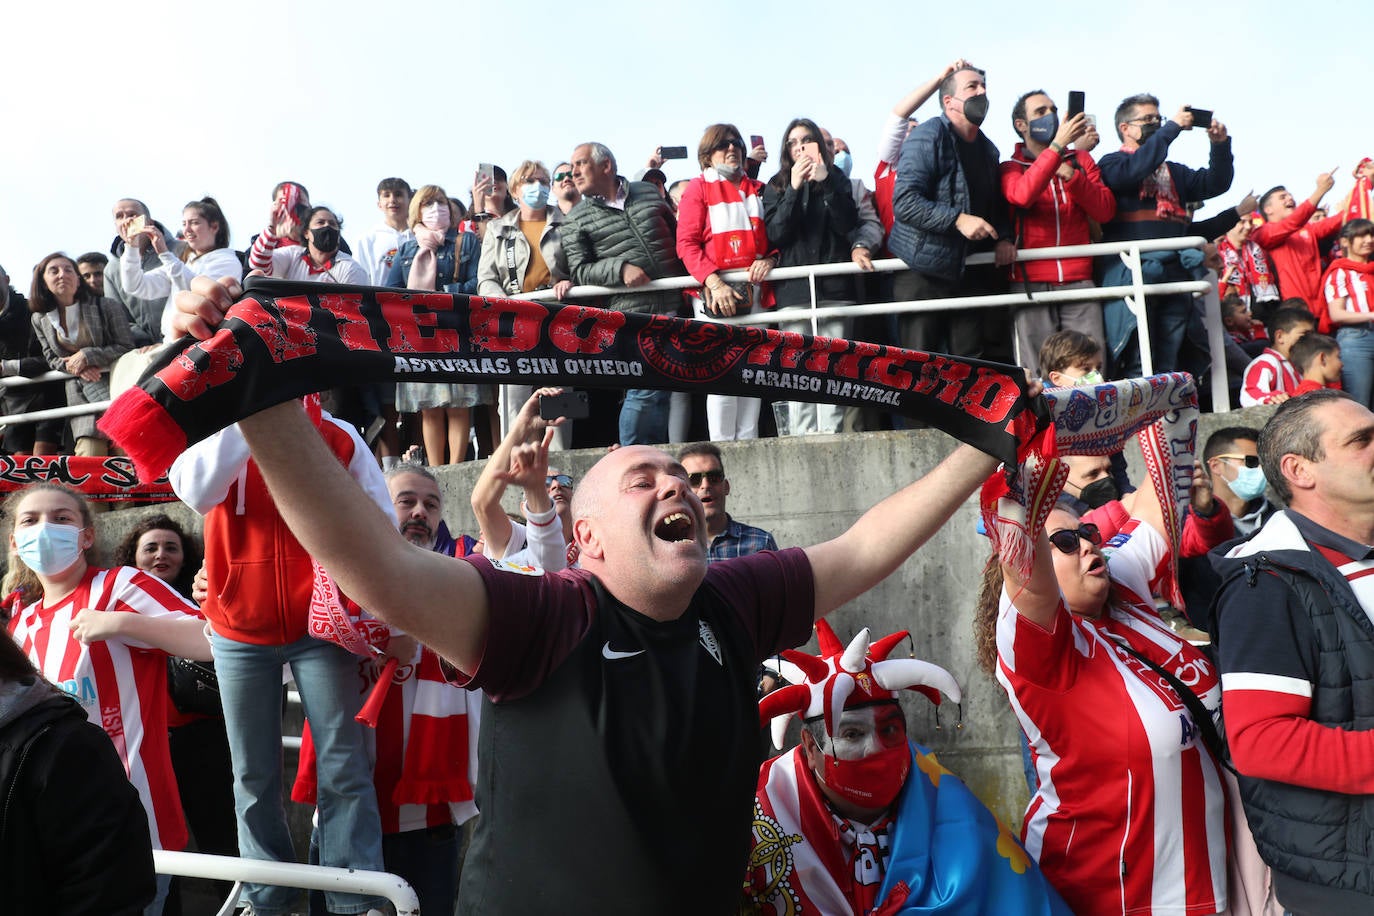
[5,59,1372,467]
[8,58,1374,916]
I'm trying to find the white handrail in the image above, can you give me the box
[153,850,421,916]
[0,369,76,389]
[0,236,1230,429]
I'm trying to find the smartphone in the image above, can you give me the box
[1066,91,1085,122]
[478,162,497,185]
[659,146,689,160]
[1185,107,1213,129]
[539,390,590,421]
[750,134,765,151]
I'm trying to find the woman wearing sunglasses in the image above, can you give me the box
[974,469,1228,916]
[676,123,777,440]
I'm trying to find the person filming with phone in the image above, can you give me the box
[1001,90,1115,376]
[1098,96,1233,376]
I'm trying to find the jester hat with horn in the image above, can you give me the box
[758,619,961,751]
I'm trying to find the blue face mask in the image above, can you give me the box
[832,149,853,177]
[521,182,551,209]
[1027,111,1059,145]
[14,522,84,577]
[1228,465,1268,502]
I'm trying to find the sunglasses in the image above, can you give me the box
[687,470,725,487]
[714,139,746,153]
[546,474,573,488]
[1214,454,1260,468]
[1047,523,1102,555]
[553,171,573,182]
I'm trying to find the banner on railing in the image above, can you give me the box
[99,278,1049,481]
[0,455,177,502]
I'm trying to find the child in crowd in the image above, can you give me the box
[1289,333,1344,396]
[1038,329,1135,501]
[1038,329,1104,388]
[1221,293,1269,356]
[1239,305,1316,406]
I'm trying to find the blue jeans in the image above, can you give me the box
[210,632,384,916]
[618,388,671,445]
[1338,325,1374,408]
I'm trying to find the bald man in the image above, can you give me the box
[173,274,1016,916]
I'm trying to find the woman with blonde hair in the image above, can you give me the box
[386,184,490,464]
[5,483,211,915]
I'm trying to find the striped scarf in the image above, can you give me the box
[699,168,768,270]
[982,374,1198,609]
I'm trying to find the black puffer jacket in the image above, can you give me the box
[1212,510,1374,912]
[562,179,685,315]
[0,677,156,915]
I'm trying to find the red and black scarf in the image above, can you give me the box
[100,278,1048,479]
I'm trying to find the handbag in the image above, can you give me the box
[167,656,221,717]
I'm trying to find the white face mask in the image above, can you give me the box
[421,201,451,231]
[14,521,84,577]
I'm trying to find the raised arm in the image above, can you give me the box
[174,276,491,672]
[470,388,560,558]
[241,399,491,671]
[805,442,999,620]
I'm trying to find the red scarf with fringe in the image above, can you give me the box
[98,278,1049,479]
[292,647,473,818]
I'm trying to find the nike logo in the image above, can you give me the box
[602,641,645,661]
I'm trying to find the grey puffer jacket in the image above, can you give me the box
[561,179,685,315]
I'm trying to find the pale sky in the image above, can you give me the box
[0,0,1351,286]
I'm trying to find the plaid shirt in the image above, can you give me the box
[707,516,778,562]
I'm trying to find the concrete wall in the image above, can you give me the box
[94,403,1276,828]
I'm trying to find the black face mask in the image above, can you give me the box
[1137,120,1161,143]
[1079,476,1121,510]
[310,226,340,253]
[961,94,990,127]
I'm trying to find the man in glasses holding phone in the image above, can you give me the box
[1098,94,1233,377]
[678,442,777,562]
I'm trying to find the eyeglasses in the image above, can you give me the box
[1214,454,1260,468]
[1047,523,1102,555]
[713,139,746,153]
[546,474,573,488]
[1129,115,1163,126]
[553,171,573,183]
[687,470,725,487]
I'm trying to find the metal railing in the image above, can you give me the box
[153,850,420,916]
[520,236,1228,411]
[0,237,1230,430]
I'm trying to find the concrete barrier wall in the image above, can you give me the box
[94,403,1276,827]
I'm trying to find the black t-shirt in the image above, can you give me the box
[957,135,998,253]
[454,549,815,915]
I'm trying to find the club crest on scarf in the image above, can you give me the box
[758,620,961,752]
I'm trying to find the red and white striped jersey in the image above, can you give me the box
[997,519,1228,916]
[7,566,202,851]
[1240,347,1299,408]
[1324,265,1374,316]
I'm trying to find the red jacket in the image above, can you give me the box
[169,416,389,645]
[1252,199,1344,310]
[1000,144,1115,283]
